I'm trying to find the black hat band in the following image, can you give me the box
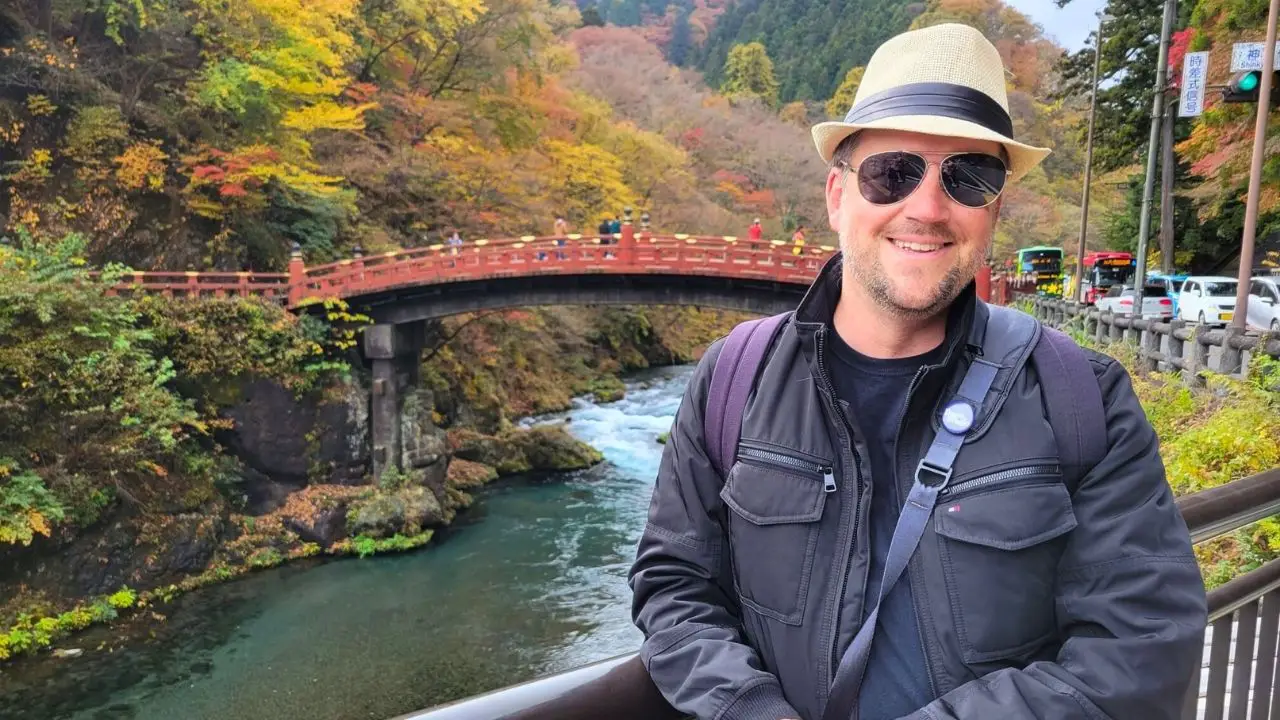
[843,82,1014,138]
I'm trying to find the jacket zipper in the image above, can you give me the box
[815,327,866,688]
[938,464,1061,499]
[738,445,837,493]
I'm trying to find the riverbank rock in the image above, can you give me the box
[446,459,499,490]
[447,425,603,476]
[587,376,626,403]
[507,425,604,471]
[0,509,227,605]
[449,428,533,474]
[346,486,444,539]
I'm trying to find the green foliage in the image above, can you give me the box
[719,42,781,108]
[0,461,65,546]
[341,531,434,558]
[0,585,138,661]
[0,231,356,539]
[696,0,920,103]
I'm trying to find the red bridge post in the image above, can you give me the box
[620,207,636,265]
[976,264,992,303]
[287,242,306,307]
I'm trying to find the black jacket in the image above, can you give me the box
[628,254,1208,719]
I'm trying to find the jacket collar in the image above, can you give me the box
[791,251,986,376]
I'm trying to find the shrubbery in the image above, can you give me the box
[0,231,360,546]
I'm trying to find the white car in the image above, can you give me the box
[1247,276,1280,332]
[1094,284,1174,319]
[1178,276,1239,326]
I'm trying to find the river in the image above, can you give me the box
[0,364,693,720]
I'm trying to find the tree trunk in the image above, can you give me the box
[37,0,53,38]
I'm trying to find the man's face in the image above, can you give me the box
[825,129,1003,319]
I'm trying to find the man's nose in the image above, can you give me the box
[903,165,951,225]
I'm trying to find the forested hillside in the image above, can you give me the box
[694,0,924,103]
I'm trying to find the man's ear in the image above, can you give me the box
[826,167,846,232]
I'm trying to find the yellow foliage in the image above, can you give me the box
[540,139,639,225]
[114,141,169,191]
[25,95,56,117]
[825,66,864,118]
[26,510,50,538]
[281,101,378,132]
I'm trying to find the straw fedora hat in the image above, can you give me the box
[811,23,1050,183]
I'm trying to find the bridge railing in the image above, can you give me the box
[89,232,840,307]
[98,270,290,301]
[292,234,836,304]
[396,465,1280,720]
[1027,297,1280,388]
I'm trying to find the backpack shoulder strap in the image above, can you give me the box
[964,305,1107,493]
[1031,325,1108,492]
[704,312,791,478]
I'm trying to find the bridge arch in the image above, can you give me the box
[352,271,807,324]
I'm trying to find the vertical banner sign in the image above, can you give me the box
[1179,51,1210,117]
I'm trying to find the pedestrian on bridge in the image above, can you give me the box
[629,22,1207,720]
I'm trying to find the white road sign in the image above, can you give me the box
[1179,51,1210,116]
[1232,42,1280,72]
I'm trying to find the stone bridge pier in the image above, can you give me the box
[363,322,426,480]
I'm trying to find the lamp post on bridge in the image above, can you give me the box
[287,241,306,307]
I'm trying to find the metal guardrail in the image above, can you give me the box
[404,466,1280,720]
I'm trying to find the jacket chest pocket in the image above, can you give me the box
[720,444,833,626]
[933,468,1077,664]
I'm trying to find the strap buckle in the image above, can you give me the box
[915,459,952,489]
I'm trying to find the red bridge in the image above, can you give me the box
[105,225,847,321]
[104,224,1028,322]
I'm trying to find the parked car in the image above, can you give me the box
[1247,276,1280,331]
[1094,283,1174,319]
[1146,272,1187,316]
[1178,276,1239,326]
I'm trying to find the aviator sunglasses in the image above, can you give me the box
[838,150,1010,209]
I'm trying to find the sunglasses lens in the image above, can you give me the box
[941,153,1007,208]
[857,152,927,205]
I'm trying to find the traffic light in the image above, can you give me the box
[1222,70,1280,105]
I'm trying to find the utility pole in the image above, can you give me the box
[1159,101,1176,274]
[1075,12,1111,303]
[1230,0,1280,331]
[1132,0,1178,315]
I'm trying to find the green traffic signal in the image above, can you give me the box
[1223,70,1278,104]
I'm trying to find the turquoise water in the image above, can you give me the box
[0,365,692,720]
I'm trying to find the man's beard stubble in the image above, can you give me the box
[842,220,989,320]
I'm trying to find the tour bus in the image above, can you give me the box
[1079,251,1136,304]
[1015,245,1065,297]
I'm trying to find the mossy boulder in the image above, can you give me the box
[447,425,602,476]
[448,428,532,474]
[587,376,626,403]
[505,425,603,471]
[346,486,445,539]
[446,458,499,490]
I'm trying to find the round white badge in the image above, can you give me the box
[941,401,975,435]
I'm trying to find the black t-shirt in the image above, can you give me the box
[827,327,943,719]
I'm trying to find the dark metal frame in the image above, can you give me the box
[401,467,1280,720]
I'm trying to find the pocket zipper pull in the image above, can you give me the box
[823,468,837,493]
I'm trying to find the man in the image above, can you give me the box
[628,23,1207,720]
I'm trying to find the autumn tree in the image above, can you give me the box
[720,42,780,108]
[825,66,864,118]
